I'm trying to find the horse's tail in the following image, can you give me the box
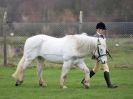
[12,56,25,79]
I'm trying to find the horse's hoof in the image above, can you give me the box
[15,82,21,86]
[81,80,90,89]
[83,85,89,89]
[15,83,19,86]
[39,83,47,87]
[15,80,23,86]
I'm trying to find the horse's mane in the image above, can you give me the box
[64,33,96,53]
[66,33,106,52]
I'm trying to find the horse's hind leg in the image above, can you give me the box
[37,57,47,87]
[12,56,25,85]
[13,57,32,86]
[16,59,32,86]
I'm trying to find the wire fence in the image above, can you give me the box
[0,22,133,67]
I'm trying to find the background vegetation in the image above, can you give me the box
[0,0,132,22]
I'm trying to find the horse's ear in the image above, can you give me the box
[97,38,101,45]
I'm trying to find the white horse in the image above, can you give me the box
[12,33,107,89]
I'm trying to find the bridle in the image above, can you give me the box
[97,43,107,58]
[96,42,107,64]
[92,38,107,64]
[92,38,113,63]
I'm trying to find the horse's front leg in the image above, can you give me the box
[37,58,47,87]
[60,60,72,89]
[76,61,90,89]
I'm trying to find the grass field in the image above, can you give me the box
[0,67,133,99]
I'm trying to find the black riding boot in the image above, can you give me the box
[81,70,95,84]
[104,71,118,88]
[90,70,95,78]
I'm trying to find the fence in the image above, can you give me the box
[0,21,133,67]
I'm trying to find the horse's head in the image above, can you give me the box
[92,38,107,64]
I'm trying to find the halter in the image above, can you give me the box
[97,42,107,63]
[92,38,107,64]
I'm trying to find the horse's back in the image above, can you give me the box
[23,34,93,62]
[23,34,66,62]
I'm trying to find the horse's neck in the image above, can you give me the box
[79,35,97,52]
[89,37,97,51]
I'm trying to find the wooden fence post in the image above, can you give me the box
[79,10,83,33]
[3,11,7,66]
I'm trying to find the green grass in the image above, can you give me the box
[0,67,133,99]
